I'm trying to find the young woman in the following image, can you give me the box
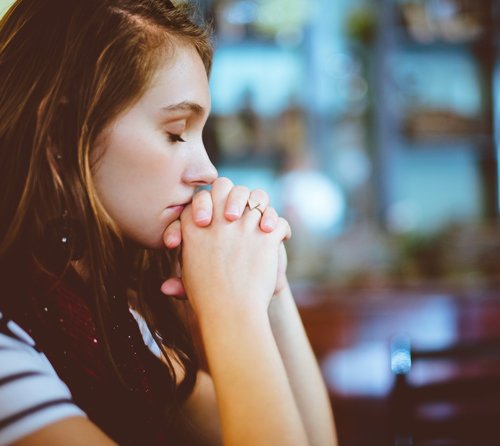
[0,0,336,445]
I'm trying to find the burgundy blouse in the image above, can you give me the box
[6,267,192,445]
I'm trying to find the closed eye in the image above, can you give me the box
[167,133,186,143]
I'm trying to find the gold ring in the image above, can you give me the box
[247,200,265,216]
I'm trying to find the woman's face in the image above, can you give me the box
[91,43,217,248]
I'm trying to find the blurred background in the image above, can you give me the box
[196,0,500,291]
[194,0,500,444]
[3,0,500,444]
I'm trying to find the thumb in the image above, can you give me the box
[160,277,187,299]
[274,242,288,295]
[163,219,182,249]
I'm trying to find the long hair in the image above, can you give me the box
[0,0,212,416]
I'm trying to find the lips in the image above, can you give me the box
[168,204,185,214]
[167,199,191,214]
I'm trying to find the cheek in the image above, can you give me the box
[98,128,170,192]
[92,134,180,243]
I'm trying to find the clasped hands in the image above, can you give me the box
[160,177,291,311]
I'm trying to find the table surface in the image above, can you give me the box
[294,285,500,446]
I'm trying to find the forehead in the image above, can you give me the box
[139,43,211,113]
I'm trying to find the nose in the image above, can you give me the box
[182,143,218,186]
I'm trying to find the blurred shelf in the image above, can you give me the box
[373,0,499,225]
[395,0,493,52]
[394,26,491,53]
[400,133,493,151]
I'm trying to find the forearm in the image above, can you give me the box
[268,284,337,446]
[198,304,309,446]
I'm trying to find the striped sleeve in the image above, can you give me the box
[129,308,163,359]
[0,314,86,446]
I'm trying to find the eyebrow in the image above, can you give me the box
[161,101,206,116]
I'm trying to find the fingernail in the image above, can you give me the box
[165,235,177,247]
[195,210,210,222]
[262,218,275,231]
[226,205,240,217]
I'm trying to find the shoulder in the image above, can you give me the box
[0,312,86,446]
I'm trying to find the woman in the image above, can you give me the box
[0,0,336,445]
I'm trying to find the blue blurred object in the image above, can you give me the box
[390,334,412,375]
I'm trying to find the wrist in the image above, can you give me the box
[268,282,298,330]
[196,296,270,338]
[270,278,292,306]
[273,278,291,298]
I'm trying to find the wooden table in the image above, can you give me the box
[294,285,500,446]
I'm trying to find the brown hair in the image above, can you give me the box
[0,0,212,416]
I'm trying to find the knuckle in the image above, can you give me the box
[194,189,210,201]
[278,217,291,231]
[199,195,212,206]
[215,177,234,188]
[266,206,277,217]
[254,191,270,206]
[251,188,267,198]
[233,185,250,197]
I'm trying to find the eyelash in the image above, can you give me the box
[167,133,186,143]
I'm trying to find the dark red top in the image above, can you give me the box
[5,266,190,445]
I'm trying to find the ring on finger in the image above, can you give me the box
[247,199,265,216]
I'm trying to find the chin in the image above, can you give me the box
[143,236,166,250]
[124,220,172,250]
[124,230,165,251]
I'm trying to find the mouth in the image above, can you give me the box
[166,200,191,215]
[168,204,185,214]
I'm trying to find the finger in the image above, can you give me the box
[163,220,182,248]
[192,189,213,226]
[278,242,288,272]
[224,185,250,221]
[180,203,196,230]
[243,188,270,226]
[247,188,269,215]
[260,206,279,232]
[275,242,289,293]
[160,277,186,298]
[273,217,292,241]
[210,177,234,221]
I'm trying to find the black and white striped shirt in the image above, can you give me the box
[0,312,85,445]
